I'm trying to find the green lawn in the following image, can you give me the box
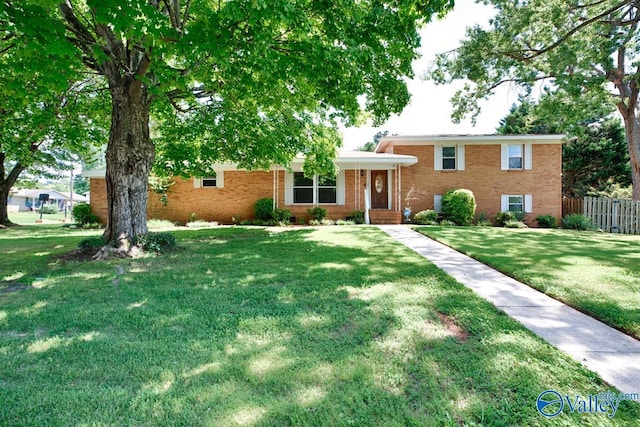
[1,225,639,426]
[8,211,72,225]
[416,227,640,340]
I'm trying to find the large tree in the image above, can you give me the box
[431,0,640,200]
[7,0,453,252]
[0,3,107,226]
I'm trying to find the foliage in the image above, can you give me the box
[73,176,90,196]
[78,236,106,250]
[586,180,633,199]
[149,175,175,206]
[272,209,292,224]
[431,0,640,200]
[474,211,492,227]
[348,210,365,224]
[494,212,514,227]
[307,207,328,221]
[147,219,178,230]
[535,215,557,229]
[254,198,275,221]
[561,214,595,231]
[413,209,438,225]
[186,220,219,228]
[504,220,528,229]
[356,130,389,152]
[72,203,99,226]
[441,189,476,226]
[38,205,58,215]
[135,232,177,253]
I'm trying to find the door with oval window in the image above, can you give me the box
[371,170,388,209]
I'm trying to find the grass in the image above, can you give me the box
[416,226,640,340]
[8,211,72,225]
[1,225,639,426]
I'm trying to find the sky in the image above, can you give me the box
[340,0,523,150]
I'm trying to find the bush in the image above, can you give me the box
[504,220,528,228]
[135,232,177,253]
[495,211,515,227]
[272,208,292,223]
[348,210,365,224]
[475,211,493,227]
[254,198,274,221]
[307,207,328,221]
[561,214,594,231]
[535,214,557,228]
[39,204,58,214]
[73,203,99,226]
[413,209,438,225]
[441,189,476,226]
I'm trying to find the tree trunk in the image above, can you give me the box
[0,163,24,226]
[102,79,154,252]
[622,112,640,201]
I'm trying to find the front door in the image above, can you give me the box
[371,170,388,209]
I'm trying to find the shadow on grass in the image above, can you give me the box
[1,226,638,425]
[418,227,640,339]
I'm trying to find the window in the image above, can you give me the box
[507,195,523,212]
[501,144,532,170]
[434,145,465,171]
[193,171,224,188]
[501,194,533,213]
[202,177,217,187]
[442,146,456,170]
[293,172,336,204]
[508,145,523,169]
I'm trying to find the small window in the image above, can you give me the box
[442,146,456,170]
[202,177,217,187]
[293,173,314,204]
[508,145,523,169]
[508,195,524,212]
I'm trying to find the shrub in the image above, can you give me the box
[254,198,274,221]
[272,208,292,223]
[413,209,438,225]
[82,222,104,229]
[440,219,457,226]
[148,219,177,229]
[535,214,557,228]
[73,203,99,226]
[135,232,177,253]
[475,211,492,227]
[348,210,365,224]
[561,214,594,231]
[39,204,58,214]
[78,236,105,249]
[495,211,515,227]
[336,219,355,226]
[504,220,528,229]
[307,207,328,221]
[441,189,476,226]
[186,220,218,228]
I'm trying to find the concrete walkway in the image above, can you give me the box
[379,225,640,394]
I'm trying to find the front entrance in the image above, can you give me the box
[371,170,388,209]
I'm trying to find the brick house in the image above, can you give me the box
[84,134,564,225]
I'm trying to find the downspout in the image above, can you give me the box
[364,171,370,225]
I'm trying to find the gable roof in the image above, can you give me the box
[11,189,88,202]
[376,134,566,153]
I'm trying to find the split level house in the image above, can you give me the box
[83,134,564,225]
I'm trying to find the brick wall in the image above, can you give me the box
[395,144,562,221]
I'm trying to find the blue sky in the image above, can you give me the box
[340,0,523,149]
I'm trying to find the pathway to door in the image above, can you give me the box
[379,225,640,393]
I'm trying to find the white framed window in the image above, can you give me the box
[501,194,533,213]
[193,171,224,188]
[286,171,344,205]
[501,144,532,170]
[434,145,465,171]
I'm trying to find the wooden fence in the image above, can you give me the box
[562,197,583,216]
[583,196,640,235]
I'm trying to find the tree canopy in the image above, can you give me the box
[431,0,640,200]
[3,0,454,249]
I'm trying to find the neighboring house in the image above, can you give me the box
[8,189,88,212]
[83,134,564,225]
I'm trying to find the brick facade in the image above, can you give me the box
[87,137,562,225]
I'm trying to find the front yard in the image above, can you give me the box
[1,225,639,425]
[417,227,640,340]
